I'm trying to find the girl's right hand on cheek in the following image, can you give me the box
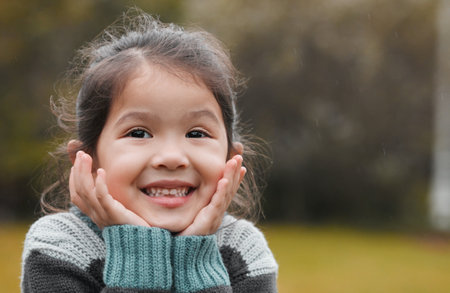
[69,151,149,229]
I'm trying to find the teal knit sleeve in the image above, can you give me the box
[172,235,230,293]
[102,225,172,291]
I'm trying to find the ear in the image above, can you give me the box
[230,141,244,157]
[67,140,83,165]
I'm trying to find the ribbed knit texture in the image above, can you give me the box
[102,225,172,290]
[172,235,230,293]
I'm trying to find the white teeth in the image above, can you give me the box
[142,187,190,197]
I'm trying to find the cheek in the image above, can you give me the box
[97,145,141,172]
[103,169,130,201]
[98,153,142,199]
[200,155,227,185]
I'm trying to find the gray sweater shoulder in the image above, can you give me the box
[21,212,105,271]
[216,215,278,277]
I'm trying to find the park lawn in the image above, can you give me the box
[1,222,450,292]
[262,224,450,293]
[0,222,29,293]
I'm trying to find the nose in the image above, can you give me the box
[150,140,189,170]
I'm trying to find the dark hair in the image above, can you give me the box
[42,9,270,222]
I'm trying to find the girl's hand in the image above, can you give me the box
[69,151,150,229]
[178,154,246,236]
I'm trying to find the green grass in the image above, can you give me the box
[262,225,450,292]
[2,222,450,292]
[0,222,30,293]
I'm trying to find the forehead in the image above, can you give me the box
[115,63,209,99]
[109,63,224,121]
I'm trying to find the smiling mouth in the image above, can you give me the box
[140,187,194,197]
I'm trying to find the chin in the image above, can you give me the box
[150,218,192,233]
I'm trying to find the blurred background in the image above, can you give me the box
[1,0,450,292]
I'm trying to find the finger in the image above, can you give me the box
[73,152,107,225]
[222,156,245,209]
[69,167,89,214]
[180,203,222,236]
[91,168,111,221]
[95,168,116,220]
[222,156,240,204]
[71,156,94,214]
[76,152,95,198]
[210,178,230,212]
[95,169,109,204]
[231,155,243,193]
[69,166,77,201]
[229,166,246,206]
[223,156,238,183]
[76,152,104,210]
[72,151,90,199]
[239,166,247,184]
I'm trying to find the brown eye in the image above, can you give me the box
[186,130,209,138]
[127,129,152,138]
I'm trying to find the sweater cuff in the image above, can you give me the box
[102,225,172,290]
[172,235,230,293]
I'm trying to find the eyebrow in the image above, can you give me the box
[114,111,159,127]
[185,109,221,125]
[114,109,221,127]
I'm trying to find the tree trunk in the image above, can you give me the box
[431,0,450,230]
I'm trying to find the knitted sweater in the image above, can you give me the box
[21,208,278,292]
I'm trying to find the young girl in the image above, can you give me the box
[21,10,278,293]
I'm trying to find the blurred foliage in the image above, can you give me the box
[0,0,439,228]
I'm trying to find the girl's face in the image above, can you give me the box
[94,64,229,232]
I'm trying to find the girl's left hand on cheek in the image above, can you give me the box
[178,154,246,236]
